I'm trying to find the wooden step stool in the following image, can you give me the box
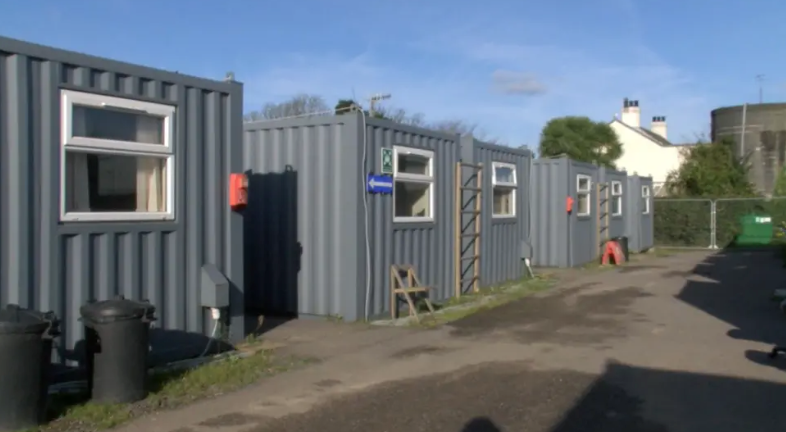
[390,264,436,323]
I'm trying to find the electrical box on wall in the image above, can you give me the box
[200,264,229,309]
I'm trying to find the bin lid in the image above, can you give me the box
[80,296,155,324]
[0,305,56,335]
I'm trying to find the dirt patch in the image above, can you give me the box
[449,286,651,344]
[199,412,270,428]
[617,265,666,274]
[391,345,452,359]
[314,379,343,389]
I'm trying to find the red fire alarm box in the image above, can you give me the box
[566,196,574,213]
[229,173,248,210]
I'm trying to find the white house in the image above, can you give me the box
[609,98,691,195]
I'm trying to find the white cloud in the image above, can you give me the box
[244,16,715,146]
[491,70,547,96]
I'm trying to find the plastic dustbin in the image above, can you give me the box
[80,296,155,404]
[612,236,630,261]
[0,305,59,431]
[736,214,773,246]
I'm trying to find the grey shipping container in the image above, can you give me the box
[531,157,600,267]
[598,166,628,240]
[626,175,654,253]
[458,136,532,289]
[0,36,245,366]
[243,113,458,321]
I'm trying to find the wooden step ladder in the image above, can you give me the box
[596,181,610,257]
[390,264,436,323]
[455,162,483,298]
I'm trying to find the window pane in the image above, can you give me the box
[493,187,515,215]
[612,182,622,194]
[578,177,590,191]
[494,166,515,184]
[397,152,430,176]
[577,193,590,214]
[65,151,168,213]
[394,181,431,217]
[73,105,165,144]
[612,196,622,215]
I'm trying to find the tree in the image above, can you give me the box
[334,99,360,115]
[244,94,329,121]
[665,138,755,197]
[538,116,622,167]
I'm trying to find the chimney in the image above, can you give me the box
[621,98,641,128]
[651,116,667,140]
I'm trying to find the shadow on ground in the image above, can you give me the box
[239,360,786,432]
[674,250,786,357]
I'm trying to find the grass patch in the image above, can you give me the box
[412,276,556,328]
[36,349,313,432]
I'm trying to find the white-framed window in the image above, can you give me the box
[642,185,651,214]
[576,174,592,216]
[60,90,175,222]
[491,162,516,218]
[611,180,623,216]
[393,146,434,222]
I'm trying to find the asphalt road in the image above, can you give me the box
[244,252,786,432]
[124,251,786,432]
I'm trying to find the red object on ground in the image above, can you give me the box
[601,240,625,265]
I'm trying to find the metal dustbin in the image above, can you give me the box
[0,305,59,431]
[612,236,630,262]
[80,296,155,404]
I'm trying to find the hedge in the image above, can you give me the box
[654,197,786,248]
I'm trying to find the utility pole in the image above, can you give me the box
[756,74,765,103]
[368,93,391,116]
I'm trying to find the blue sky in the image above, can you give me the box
[3,0,786,146]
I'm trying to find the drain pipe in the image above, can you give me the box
[740,103,747,158]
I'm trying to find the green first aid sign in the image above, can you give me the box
[381,148,394,174]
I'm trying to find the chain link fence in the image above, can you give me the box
[653,199,713,248]
[654,197,786,249]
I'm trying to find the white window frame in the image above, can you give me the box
[576,174,592,216]
[491,162,517,218]
[642,185,651,214]
[392,146,435,223]
[611,180,623,217]
[60,89,176,222]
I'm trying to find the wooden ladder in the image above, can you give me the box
[455,162,483,298]
[390,265,436,323]
[596,182,610,256]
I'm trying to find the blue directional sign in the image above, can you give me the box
[367,174,393,194]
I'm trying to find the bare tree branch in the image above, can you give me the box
[244,94,329,121]
[429,119,502,144]
[372,105,426,127]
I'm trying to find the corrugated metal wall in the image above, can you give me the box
[569,160,600,267]
[599,167,627,239]
[0,37,244,365]
[362,117,459,319]
[242,114,458,322]
[624,175,654,253]
[459,136,531,287]
[242,115,362,321]
[639,177,654,251]
[531,158,570,267]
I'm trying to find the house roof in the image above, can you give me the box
[610,118,679,147]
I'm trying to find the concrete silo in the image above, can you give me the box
[711,103,786,194]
